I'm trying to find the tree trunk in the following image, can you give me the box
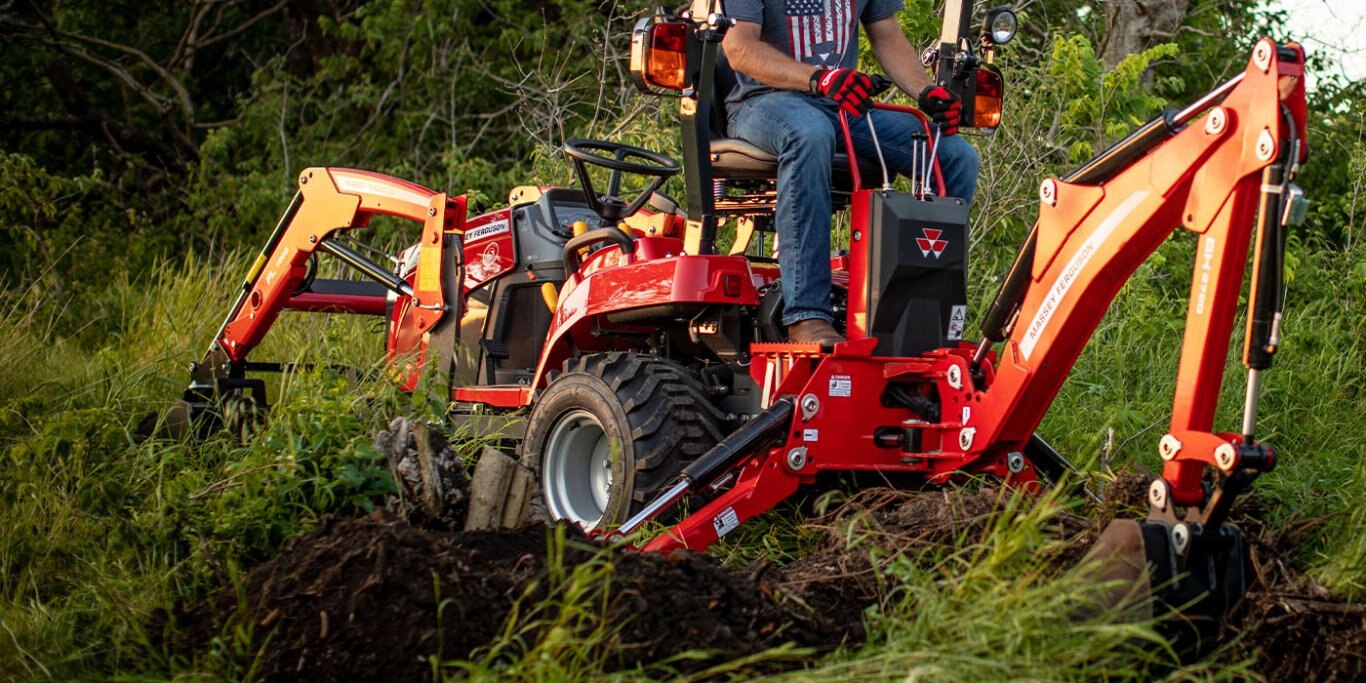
[1100,0,1191,67]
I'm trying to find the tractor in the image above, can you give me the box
[161,0,1310,649]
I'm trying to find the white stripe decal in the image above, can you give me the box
[1018,190,1151,361]
[334,174,431,208]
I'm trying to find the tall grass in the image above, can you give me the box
[781,489,1255,682]
[2,240,1364,680]
[0,251,415,679]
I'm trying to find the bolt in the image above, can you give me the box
[428,207,437,217]
[959,427,976,451]
[1253,42,1272,72]
[853,231,862,242]
[1158,434,1182,461]
[1148,479,1168,511]
[1007,452,1025,474]
[299,174,308,185]
[1172,523,1191,556]
[946,364,963,390]
[1205,108,1227,135]
[308,235,317,243]
[1039,179,1058,207]
[1215,443,1238,472]
[799,393,820,421]
[1256,129,1276,162]
[786,447,808,471]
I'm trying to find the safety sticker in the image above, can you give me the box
[947,305,967,340]
[712,507,741,538]
[464,218,510,243]
[803,428,819,442]
[829,375,852,397]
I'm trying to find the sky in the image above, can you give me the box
[1269,0,1366,87]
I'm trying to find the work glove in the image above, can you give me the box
[811,68,888,117]
[917,85,962,135]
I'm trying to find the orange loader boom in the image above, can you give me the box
[177,168,467,432]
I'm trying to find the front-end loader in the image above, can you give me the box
[156,0,1311,656]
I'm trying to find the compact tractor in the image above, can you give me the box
[164,0,1310,647]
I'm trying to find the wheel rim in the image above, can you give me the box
[541,409,615,528]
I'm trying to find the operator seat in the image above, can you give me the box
[707,51,886,185]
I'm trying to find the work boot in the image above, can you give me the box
[787,319,845,345]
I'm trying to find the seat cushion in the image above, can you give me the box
[710,137,891,187]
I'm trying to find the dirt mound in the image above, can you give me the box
[778,486,1087,604]
[1229,592,1366,682]
[179,474,1362,681]
[186,513,859,681]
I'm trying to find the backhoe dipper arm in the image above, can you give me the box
[190,167,465,395]
[972,40,1307,511]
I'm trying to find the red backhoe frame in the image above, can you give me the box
[634,39,1307,553]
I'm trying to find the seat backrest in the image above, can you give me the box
[711,50,738,137]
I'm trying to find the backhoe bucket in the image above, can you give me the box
[1083,517,1251,660]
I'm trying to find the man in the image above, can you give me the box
[720,0,980,344]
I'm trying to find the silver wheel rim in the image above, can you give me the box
[541,409,615,528]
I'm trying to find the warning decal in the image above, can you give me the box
[947,305,967,340]
[713,507,741,538]
[829,375,852,398]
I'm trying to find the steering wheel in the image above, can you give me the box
[562,139,681,228]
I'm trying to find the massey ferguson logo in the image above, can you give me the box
[916,228,948,259]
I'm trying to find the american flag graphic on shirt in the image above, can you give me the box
[785,0,856,66]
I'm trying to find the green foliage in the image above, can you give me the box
[0,252,409,678]
[1,1,1365,680]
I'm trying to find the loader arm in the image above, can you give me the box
[182,168,466,426]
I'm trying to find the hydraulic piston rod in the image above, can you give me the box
[617,398,795,536]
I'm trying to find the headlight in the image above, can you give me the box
[983,7,1018,45]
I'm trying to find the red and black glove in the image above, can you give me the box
[811,67,880,117]
[917,85,962,135]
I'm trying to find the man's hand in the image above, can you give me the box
[812,68,882,117]
[917,85,962,135]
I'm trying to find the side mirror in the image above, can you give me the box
[629,14,689,95]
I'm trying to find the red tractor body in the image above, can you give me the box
[170,1,1310,647]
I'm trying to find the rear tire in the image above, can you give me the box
[521,352,726,530]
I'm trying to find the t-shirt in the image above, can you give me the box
[723,0,904,104]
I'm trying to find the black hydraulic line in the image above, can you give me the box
[316,239,414,298]
[209,191,303,353]
[1243,163,1286,372]
[618,397,796,536]
[971,222,1037,370]
[682,397,795,482]
[1244,116,1295,372]
[1065,108,1182,185]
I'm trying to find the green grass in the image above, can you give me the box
[1,233,1363,680]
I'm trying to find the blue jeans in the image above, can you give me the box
[728,91,980,325]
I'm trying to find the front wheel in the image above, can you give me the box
[521,352,726,530]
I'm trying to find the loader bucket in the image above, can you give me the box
[136,399,199,441]
[137,382,266,441]
[1083,517,1251,661]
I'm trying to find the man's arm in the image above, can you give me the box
[721,21,821,92]
[865,16,932,97]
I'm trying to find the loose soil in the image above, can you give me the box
[184,475,1365,681]
[184,512,861,681]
